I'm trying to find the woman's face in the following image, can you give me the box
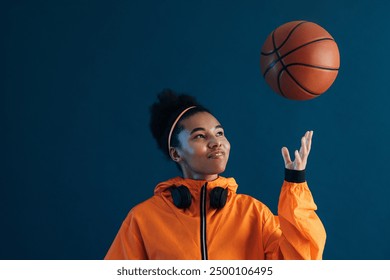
[172,112,230,181]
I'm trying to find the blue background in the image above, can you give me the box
[2,0,389,260]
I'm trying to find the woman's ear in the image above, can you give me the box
[169,147,181,162]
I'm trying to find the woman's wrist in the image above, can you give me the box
[284,168,306,183]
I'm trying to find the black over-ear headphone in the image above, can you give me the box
[170,185,228,209]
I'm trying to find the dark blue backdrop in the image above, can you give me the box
[3,0,390,259]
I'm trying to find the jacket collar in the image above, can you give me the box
[154,176,238,196]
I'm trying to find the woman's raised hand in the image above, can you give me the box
[281,131,313,171]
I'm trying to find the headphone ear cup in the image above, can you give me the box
[209,187,228,209]
[170,185,192,209]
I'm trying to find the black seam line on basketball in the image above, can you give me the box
[281,67,322,96]
[285,63,340,71]
[262,38,335,77]
[261,37,335,57]
[263,37,335,76]
[278,62,339,96]
[262,21,307,56]
[269,23,307,77]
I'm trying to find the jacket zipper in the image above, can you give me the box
[200,183,208,260]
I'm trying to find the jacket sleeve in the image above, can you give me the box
[264,169,326,260]
[104,210,148,260]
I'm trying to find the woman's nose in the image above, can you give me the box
[208,137,221,148]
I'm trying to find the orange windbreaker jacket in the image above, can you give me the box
[105,171,326,260]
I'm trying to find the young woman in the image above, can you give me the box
[104,89,326,260]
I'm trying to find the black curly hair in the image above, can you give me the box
[149,89,211,159]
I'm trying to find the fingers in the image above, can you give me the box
[300,130,313,169]
[300,131,313,158]
[294,149,303,170]
[299,132,308,157]
[305,130,313,153]
[283,131,313,171]
[281,147,291,166]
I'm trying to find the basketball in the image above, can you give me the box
[260,21,340,100]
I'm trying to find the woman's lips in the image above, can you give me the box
[208,150,225,159]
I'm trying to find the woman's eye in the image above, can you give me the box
[195,134,205,139]
[216,131,224,136]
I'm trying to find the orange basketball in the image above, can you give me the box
[260,21,340,100]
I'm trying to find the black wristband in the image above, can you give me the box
[284,168,306,183]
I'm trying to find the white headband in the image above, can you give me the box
[167,106,197,152]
